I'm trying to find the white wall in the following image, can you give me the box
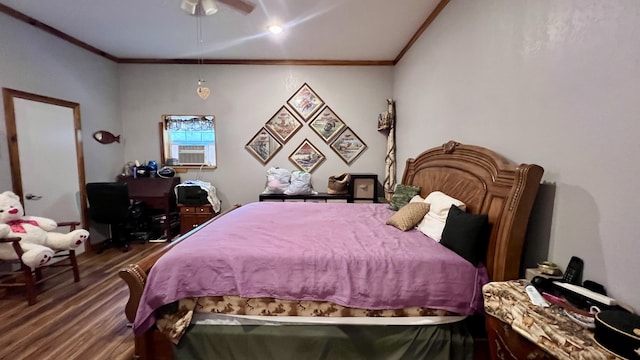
[0,13,122,186]
[394,0,640,310]
[118,64,393,207]
[0,12,122,243]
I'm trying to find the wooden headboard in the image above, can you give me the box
[401,140,544,282]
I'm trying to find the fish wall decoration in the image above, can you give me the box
[92,130,120,144]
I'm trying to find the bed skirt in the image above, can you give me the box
[173,322,473,360]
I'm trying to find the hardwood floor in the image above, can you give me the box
[0,242,165,360]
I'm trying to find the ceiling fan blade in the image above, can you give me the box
[216,0,255,14]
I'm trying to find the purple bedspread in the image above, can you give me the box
[134,202,488,335]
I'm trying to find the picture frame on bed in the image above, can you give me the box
[286,83,325,121]
[330,127,367,164]
[245,127,282,164]
[264,106,302,144]
[309,106,346,143]
[289,139,325,173]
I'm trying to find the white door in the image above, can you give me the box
[4,89,88,252]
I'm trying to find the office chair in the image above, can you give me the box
[0,221,84,305]
[85,182,144,253]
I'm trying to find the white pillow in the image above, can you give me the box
[409,195,425,203]
[416,191,466,242]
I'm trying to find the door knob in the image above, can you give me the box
[25,193,42,200]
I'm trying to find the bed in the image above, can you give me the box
[119,140,544,360]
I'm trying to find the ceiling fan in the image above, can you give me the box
[180,0,255,16]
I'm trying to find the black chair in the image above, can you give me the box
[85,182,144,253]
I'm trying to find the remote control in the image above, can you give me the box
[525,284,549,307]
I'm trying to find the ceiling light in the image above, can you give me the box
[201,0,219,15]
[181,0,198,15]
[268,25,283,34]
[181,0,218,16]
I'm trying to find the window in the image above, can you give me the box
[160,115,217,169]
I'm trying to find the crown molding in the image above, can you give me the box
[0,1,449,66]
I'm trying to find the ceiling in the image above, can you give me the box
[0,0,447,64]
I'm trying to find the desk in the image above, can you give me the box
[118,176,180,241]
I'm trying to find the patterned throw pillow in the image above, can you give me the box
[386,203,430,231]
[388,184,421,211]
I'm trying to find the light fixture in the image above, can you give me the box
[194,10,210,100]
[268,25,283,34]
[181,0,218,16]
[200,0,219,15]
[181,0,198,15]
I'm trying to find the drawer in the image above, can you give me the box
[179,205,213,214]
[353,178,375,199]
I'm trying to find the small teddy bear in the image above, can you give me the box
[0,191,89,269]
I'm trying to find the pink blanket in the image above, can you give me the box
[134,202,488,335]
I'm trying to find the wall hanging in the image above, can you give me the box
[330,128,367,165]
[309,106,346,143]
[264,106,302,144]
[287,83,325,121]
[92,130,120,144]
[245,127,282,164]
[289,139,325,173]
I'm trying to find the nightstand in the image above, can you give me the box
[178,204,217,234]
[348,173,379,203]
[483,280,617,359]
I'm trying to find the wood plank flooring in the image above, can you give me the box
[0,242,165,360]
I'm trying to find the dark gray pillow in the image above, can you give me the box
[388,184,421,211]
[440,205,490,266]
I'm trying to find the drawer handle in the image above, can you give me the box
[192,224,198,228]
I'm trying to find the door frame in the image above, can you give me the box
[2,88,89,251]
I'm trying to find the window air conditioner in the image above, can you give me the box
[178,145,206,164]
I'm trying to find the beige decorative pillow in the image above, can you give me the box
[417,191,466,241]
[409,195,425,203]
[386,203,430,231]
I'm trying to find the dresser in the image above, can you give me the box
[178,204,217,234]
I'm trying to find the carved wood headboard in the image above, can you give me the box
[401,140,544,281]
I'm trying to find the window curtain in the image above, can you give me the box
[165,116,214,131]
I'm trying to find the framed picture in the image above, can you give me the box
[265,106,302,144]
[245,127,282,164]
[286,83,325,121]
[330,128,367,165]
[289,139,325,173]
[309,106,346,143]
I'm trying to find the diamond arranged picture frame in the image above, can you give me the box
[245,127,282,164]
[330,128,367,165]
[289,139,325,173]
[309,106,346,143]
[265,106,302,144]
[286,83,325,121]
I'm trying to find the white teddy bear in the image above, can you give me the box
[0,191,89,269]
